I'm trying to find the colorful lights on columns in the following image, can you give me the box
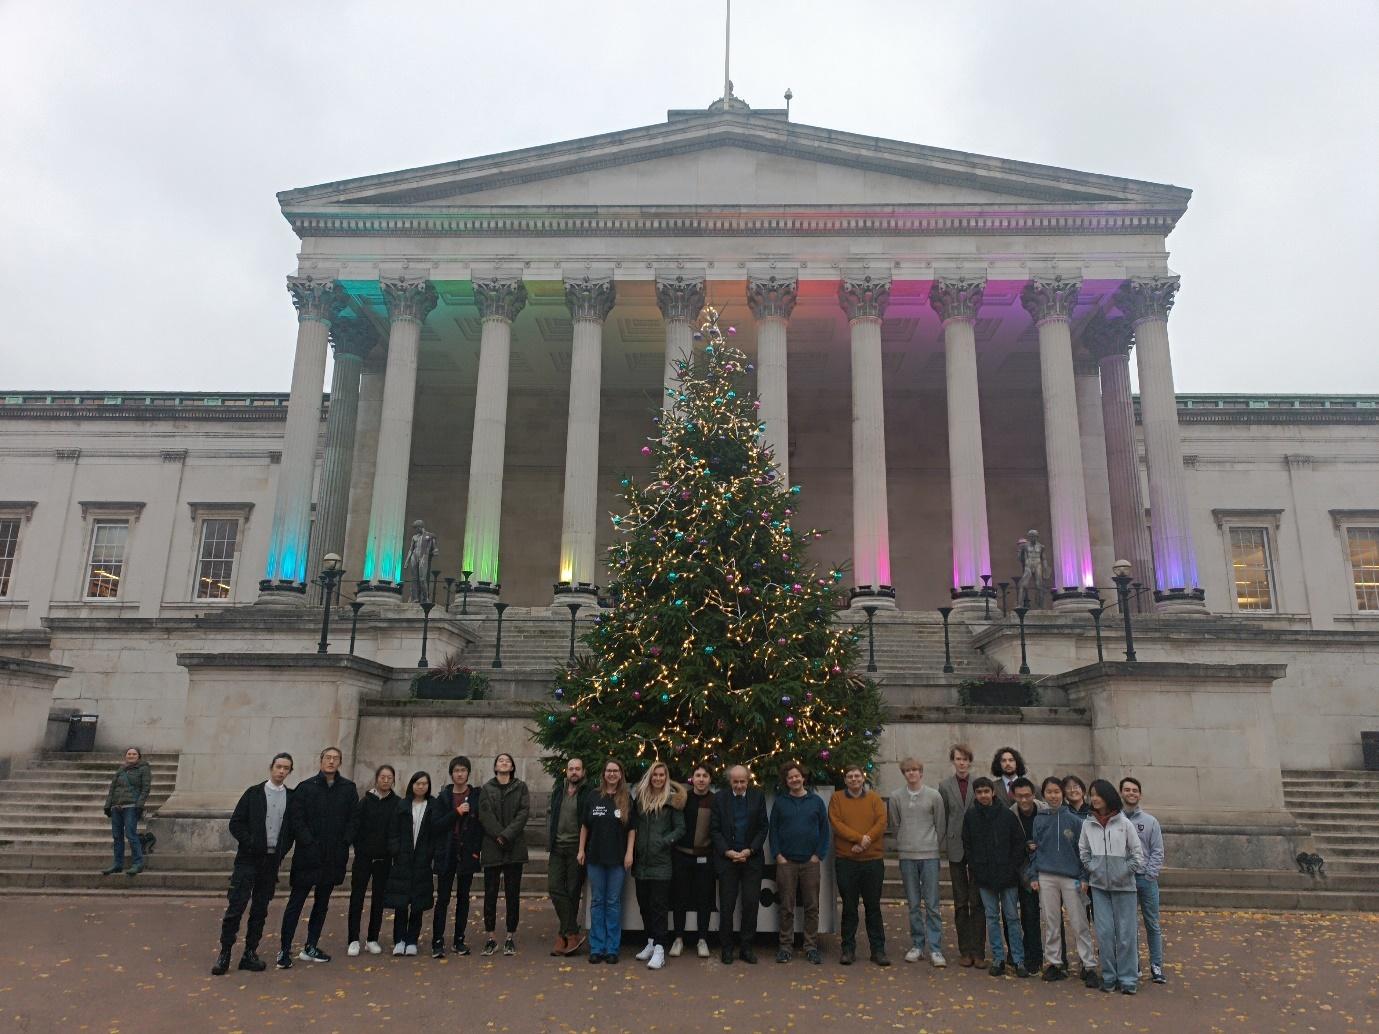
[839,275,895,608]
[1021,276,1100,610]
[460,278,528,608]
[358,277,438,600]
[258,276,347,603]
[1072,356,1117,591]
[929,277,994,610]
[655,276,704,410]
[1082,312,1155,595]
[554,276,616,605]
[747,275,797,486]
[1114,276,1205,611]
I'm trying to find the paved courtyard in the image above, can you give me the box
[0,895,1374,1033]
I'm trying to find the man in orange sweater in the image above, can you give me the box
[828,764,891,966]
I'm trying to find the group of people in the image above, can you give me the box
[210,743,1166,996]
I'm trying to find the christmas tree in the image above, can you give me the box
[534,308,884,784]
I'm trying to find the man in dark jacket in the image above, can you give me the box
[346,765,397,956]
[962,776,1028,977]
[546,757,592,957]
[708,765,768,964]
[212,753,295,976]
[1009,777,1047,971]
[431,755,483,957]
[277,746,357,968]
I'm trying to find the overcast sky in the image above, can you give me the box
[2,1,1376,394]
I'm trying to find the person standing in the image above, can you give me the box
[669,763,716,960]
[477,752,530,957]
[1062,775,1091,818]
[385,771,439,956]
[347,765,397,956]
[580,758,637,964]
[990,747,1030,804]
[547,757,592,957]
[708,764,769,964]
[938,743,985,967]
[962,776,1028,978]
[889,758,947,967]
[211,753,295,976]
[1120,776,1167,985]
[1008,777,1047,972]
[769,761,830,965]
[1029,777,1096,986]
[1079,779,1146,994]
[432,755,482,958]
[277,746,357,968]
[632,761,685,970]
[101,747,151,876]
[829,764,890,967]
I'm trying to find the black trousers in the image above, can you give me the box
[483,863,522,934]
[347,857,391,944]
[433,867,475,944]
[219,852,282,952]
[949,860,987,960]
[635,878,671,947]
[1018,883,1043,967]
[835,857,886,954]
[716,857,763,944]
[671,852,714,938]
[393,905,427,945]
[280,880,335,949]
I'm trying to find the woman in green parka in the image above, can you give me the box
[631,761,686,971]
[102,747,151,876]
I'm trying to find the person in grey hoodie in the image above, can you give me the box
[1030,777,1095,985]
[1078,779,1145,995]
[888,758,947,966]
[1120,776,1166,984]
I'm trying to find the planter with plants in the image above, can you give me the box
[957,674,1039,708]
[412,652,489,700]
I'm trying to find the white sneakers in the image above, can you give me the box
[404,944,418,956]
[636,939,657,961]
[648,945,666,970]
[930,951,947,967]
[347,941,361,957]
[365,941,382,955]
[668,937,684,958]
[392,942,406,956]
[696,938,710,958]
[904,947,923,963]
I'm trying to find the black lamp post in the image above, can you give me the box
[1090,605,1105,663]
[491,602,509,669]
[1113,560,1138,663]
[980,575,993,620]
[938,606,955,673]
[1014,605,1031,675]
[565,602,582,663]
[997,581,1011,616]
[316,553,343,655]
[348,600,364,656]
[418,600,435,668]
[443,576,456,610]
[1131,580,1144,616]
[460,570,474,616]
[862,605,879,673]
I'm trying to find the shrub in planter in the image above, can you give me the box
[957,675,1039,708]
[412,652,489,700]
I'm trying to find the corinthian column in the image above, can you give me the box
[929,277,994,610]
[839,275,895,608]
[1115,276,1205,611]
[358,277,438,602]
[656,276,704,409]
[1083,312,1155,592]
[258,276,347,604]
[307,316,378,592]
[747,275,797,485]
[554,277,615,606]
[460,279,527,608]
[1021,276,1099,610]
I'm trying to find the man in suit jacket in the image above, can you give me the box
[708,764,768,964]
[990,746,1030,805]
[938,743,987,967]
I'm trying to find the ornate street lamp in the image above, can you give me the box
[980,575,993,620]
[1014,605,1031,675]
[1113,560,1138,663]
[316,553,343,655]
[938,606,955,673]
[443,576,456,610]
[460,570,474,615]
[347,600,364,656]
[862,605,879,673]
[491,602,509,669]
[1090,605,1105,663]
[997,581,1011,617]
[418,599,435,668]
[565,602,582,664]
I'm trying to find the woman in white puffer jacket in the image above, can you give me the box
[1078,779,1145,996]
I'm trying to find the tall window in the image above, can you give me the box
[86,520,129,599]
[195,518,240,600]
[0,518,19,597]
[1228,526,1274,612]
[1348,527,1379,612]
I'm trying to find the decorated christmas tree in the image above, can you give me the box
[535,308,884,783]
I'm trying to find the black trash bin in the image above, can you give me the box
[64,714,98,752]
[1362,731,1379,772]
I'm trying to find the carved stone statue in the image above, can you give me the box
[1017,529,1048,609]
[403,519,438,604]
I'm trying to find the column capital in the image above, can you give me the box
[654,276,705,322]
[838,275,890,321]
[286,276,347,324]
[329,316,379,359]
[473,278,529,322]
[381,277,438,324]
[1020,275,1082,324]
[1115,275,1180,324]
[1081,310,1135,361]
[563,276,616,321]
[746,275,798,320]
[928,277,986,323]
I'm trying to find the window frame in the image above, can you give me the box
[0,501,36,599]
[77,501,144,602]
[1212,509,1283,615]
[186,503,253,603]
[1331,510,1379,614]
[84,518,132,601]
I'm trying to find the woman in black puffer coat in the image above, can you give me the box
[384,772,440,955]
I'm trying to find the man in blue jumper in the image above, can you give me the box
[769,761,831,965]
[1120,777,1166,984]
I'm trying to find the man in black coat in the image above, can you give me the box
[962,776,1029,977]
[430,755,484,957]
[212,752,295,976]
[708,764,769,964]
[276,747,358,968]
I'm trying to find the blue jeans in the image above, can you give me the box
[587,864,626,956]
[110,807,143,869]
[1135,875,1163,969]
[978,886,1023,966]
[1091,887,1139,990]
[898,858,943,953]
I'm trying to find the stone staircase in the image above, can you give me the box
[1283,769,1379,879]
